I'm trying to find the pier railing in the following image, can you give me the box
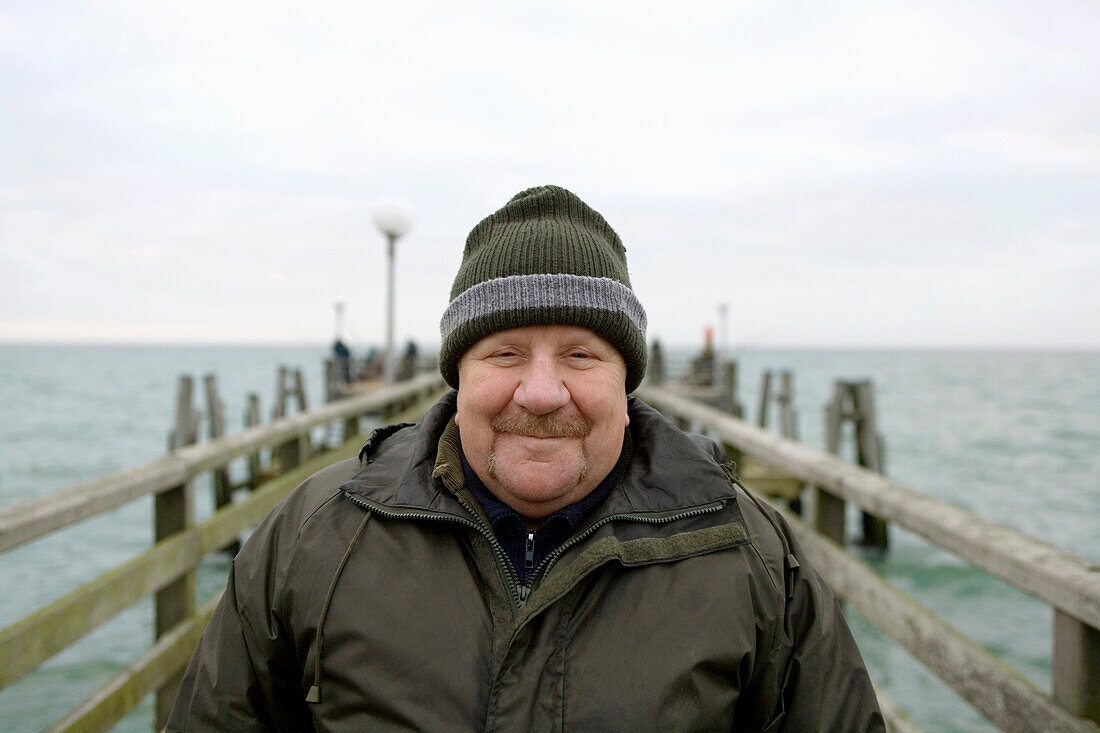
[636,383,1100,733]
[0,372,446,732]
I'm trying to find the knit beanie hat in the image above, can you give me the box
[439,185,647,392]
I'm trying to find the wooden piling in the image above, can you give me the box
[722,361,743,419]
[1054,610,1100,722]
[648,340,665,386]
[154,376,199,729]
[852,381,889,549]
[777,371,797,441]
[720,361,744,471]
[815,382,847,546]
[757,371,772,429]
[776,371,804,514]
[244,394,262,491]
[203,375,239,556]
[273,367,308,471]
[292,368,312,460]
[816,380,890,550]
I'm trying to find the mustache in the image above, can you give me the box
[491,408,591,439]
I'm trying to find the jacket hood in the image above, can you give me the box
[342,391,736,518]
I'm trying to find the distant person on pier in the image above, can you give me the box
[169,186,884,731]
[331,338,351,384]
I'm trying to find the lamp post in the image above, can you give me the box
[372,198,413,382]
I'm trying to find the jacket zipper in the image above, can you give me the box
[343,490,526,608]
[529,500,726,588]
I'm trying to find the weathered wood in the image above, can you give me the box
[737,458,802,501]
[648,340,665,385]
[1054,609,1100,722]
[0,374,445,554]
[0,421,385,692]
[634,385,1100,631]
[814,490,846,547]
[769,501,1099,733]
[204,374,239,557]
[293,368,309,413]
[815,382,847,545]
[244,393,262,491]
[45,594,221,733]
[775,370,803,514]
[757,370,772,428]
[723,361,743,419]
[777,370,796,440]
[324,357,335,402]
[272,367,300,470]
[273,366,289,419]
[852,381,889,549]
[155,376,199,728]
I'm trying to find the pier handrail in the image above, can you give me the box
[638,383,1100,730]
[0,373,445,555]
[1,373,449,731]
[636,384,1100,630]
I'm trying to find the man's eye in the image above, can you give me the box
[569,351,592,359]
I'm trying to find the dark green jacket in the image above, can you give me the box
[169,393,884,732]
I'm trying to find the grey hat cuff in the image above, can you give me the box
[440,273,647,343]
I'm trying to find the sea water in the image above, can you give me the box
[0,344,1097,732]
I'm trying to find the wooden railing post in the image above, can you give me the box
[244,393,262,491]
[1054,610,1100,723]
[814,382,847,546]
[292,369,312,460]
[273,367,303,471]
[722,361,743,419]
[648,340,665,386]
[720,361,744,472]
[852,381,889,549]
[155,375,199,728]
[344,413,361,443]
[776,371,804,514]
[204,374,239,556]
[324,357,335,402]
[756,371,772,429]
[777,371,797,441]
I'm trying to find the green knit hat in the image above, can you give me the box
[439,185,647,392]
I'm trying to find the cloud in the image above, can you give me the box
[2,0,1098,347]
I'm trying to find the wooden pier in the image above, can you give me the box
[0,369,446,731]
[1,356,1098,732]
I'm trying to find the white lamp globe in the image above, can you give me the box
[372,197,413,238]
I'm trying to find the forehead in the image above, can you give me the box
[465,325,621,355]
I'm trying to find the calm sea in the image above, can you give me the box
[1,344,1097,732]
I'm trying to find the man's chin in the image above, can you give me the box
[490,468,584,506]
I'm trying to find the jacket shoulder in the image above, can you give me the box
[277,455,365,530]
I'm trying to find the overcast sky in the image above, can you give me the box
[2,1,1097,349]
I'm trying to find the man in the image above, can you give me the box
[169,186,884,731]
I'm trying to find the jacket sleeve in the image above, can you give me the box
[167,558,312,731]
[689,434,884,731]
[761,510,886,733]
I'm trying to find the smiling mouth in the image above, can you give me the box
[504,432,576,441]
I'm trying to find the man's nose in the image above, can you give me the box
[512,354,570,415]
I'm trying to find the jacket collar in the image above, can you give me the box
[342,391,736,518]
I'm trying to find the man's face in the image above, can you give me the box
[455,325,629,522]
